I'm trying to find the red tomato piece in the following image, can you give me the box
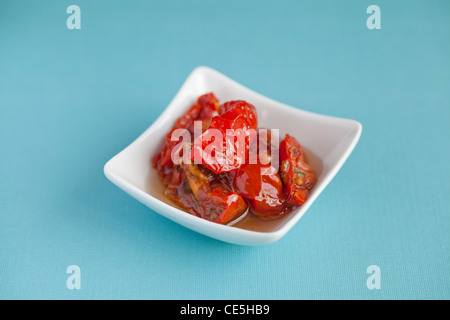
[191,100,258,174]
[232,162,286,219]
[219,100,258,130]
[156,93,219,167]
[186,92,220,132]
[182,164,248,224]
[279,134,317,205]
[229,129,286,219]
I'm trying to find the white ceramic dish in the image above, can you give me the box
[104,66,362,245]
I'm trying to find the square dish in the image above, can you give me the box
[104,66,362,245]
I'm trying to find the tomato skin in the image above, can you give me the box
[219,100,258,130]
[230,128,286,218]
[175,92,219,132]
[197,93,220,120]
[182,164,248,224]
[279,134,317,205]
[209,190,248,224]
[232,163,286,218]
[156,93,219,167]
[186,92,219,132]
[174,103,201,132]
[191,100,258,174]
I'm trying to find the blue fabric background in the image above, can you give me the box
[0,0,449,299]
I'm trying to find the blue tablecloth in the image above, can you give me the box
[1,0,448,299]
